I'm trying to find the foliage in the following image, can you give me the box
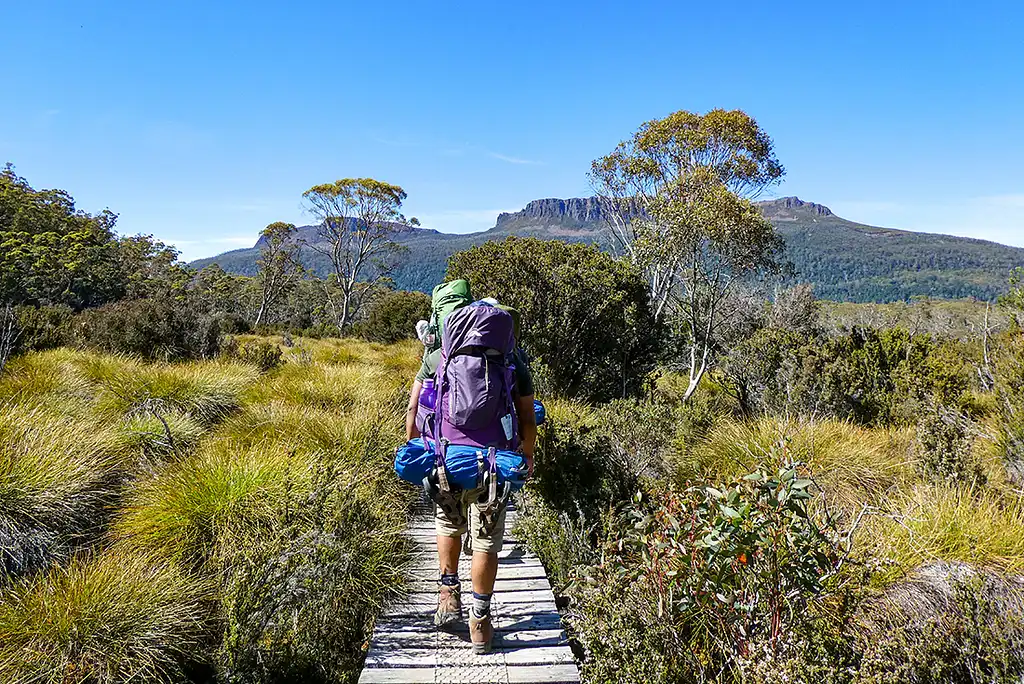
[447,237,660,401]
[218,465,407,683]
[253,222,302,328]
[224,339,284,373]
[914,400,985,486]
[0,165,189,310]
[13,304,74,352]
[0,550,210,684]
[722,325,973,425]
[301,178,415,330]
[353,289,431,343]
[591,109,786,401]
[75,297,224,361]
[569,460,841,683]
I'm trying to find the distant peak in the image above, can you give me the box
[757,196,833,218]
[496,197,606,226]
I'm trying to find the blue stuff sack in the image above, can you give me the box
[396,439,529,493]
[394,438,433,485]
[443,445,528,493]
[534,399,546,426]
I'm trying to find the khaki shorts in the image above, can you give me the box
[435,487,506,554]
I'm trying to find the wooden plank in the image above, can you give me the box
[503,646,576,666]
[407,564,548,581]
[506,664,580,683]
[407,578,551,593]
[360,503,578,684]
[358,668,434,683]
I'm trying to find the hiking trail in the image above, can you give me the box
[358,499,581,683]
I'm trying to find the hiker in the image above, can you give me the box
[404,282,537,654]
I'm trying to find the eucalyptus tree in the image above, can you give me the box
[590,109,786,401]
[301,178,414,331]
[253,221,302,327]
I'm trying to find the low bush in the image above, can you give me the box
[353,289,431,344]
[224,339,284,372]
[14,304,74,352]
[74,297,224,361]
[568,459,843,683]
[217,465,408,683]
[0,550,210,683]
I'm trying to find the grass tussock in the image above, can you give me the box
[115,443,311,566]
[686,417,915,514]
[0,550,210,684]
[85,359,259,425]
[867,484,1024,578]
[0,404,124,575]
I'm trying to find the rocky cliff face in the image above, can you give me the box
[493,195,833,230]
[495,197,607,228]
[758,196,833,220]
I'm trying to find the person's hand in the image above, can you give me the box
[524,453,534,478]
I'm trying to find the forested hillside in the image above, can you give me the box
[194,197,1024,302]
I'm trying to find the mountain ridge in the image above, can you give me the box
[193,196,1024,303]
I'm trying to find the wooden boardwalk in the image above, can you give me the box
[359,501,580,684]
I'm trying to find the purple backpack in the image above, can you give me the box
[427,302,519,452]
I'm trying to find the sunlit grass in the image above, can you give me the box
[114,441,312,566]
[0,403,124,574]
[864,484,1024,581]
[0,549,210,683]
[84,359,259,425]
[686,417,916,515]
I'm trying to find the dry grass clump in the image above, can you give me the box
[0,403,123,575]
[84,359,259,425]
[0,349,95,409]
[687,417,915,515]
[114,441,311,566]
[0,549,209,684]
[865,484,1024,579]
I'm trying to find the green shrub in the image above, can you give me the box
[722,326,973,426]
[354,289,431,344]
[217,465,408,683]
[569,459,843,683]
[0,550,210,683]
[225,340,284,372]
[914,401,985,486]
[75,298,223,361]
[447,237,661,402]
[14,304,74,352]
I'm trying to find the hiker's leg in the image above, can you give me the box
[471,550,498,594]
[437,534,461,574]
[469,497,506,596]
[435,499,468,575]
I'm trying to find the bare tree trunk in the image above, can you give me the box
[0,305,20,372]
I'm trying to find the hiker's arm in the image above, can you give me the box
[406,380,423,441]
[515,393,537,475]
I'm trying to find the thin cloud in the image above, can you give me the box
[488,152,543,165]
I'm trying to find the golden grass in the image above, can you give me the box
[0,403,122,530]
[0,549,210,683]
[114,441,313,565]
[864,484,1024,580]
[685,417,916,516]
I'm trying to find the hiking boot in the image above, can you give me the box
[434,583,462,627]
[469,607,494,654]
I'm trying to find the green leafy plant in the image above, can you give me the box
[570,458,842,682]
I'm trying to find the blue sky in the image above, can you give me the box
[2,0,1023,260]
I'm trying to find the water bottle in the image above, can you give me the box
[419,377,437,410]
